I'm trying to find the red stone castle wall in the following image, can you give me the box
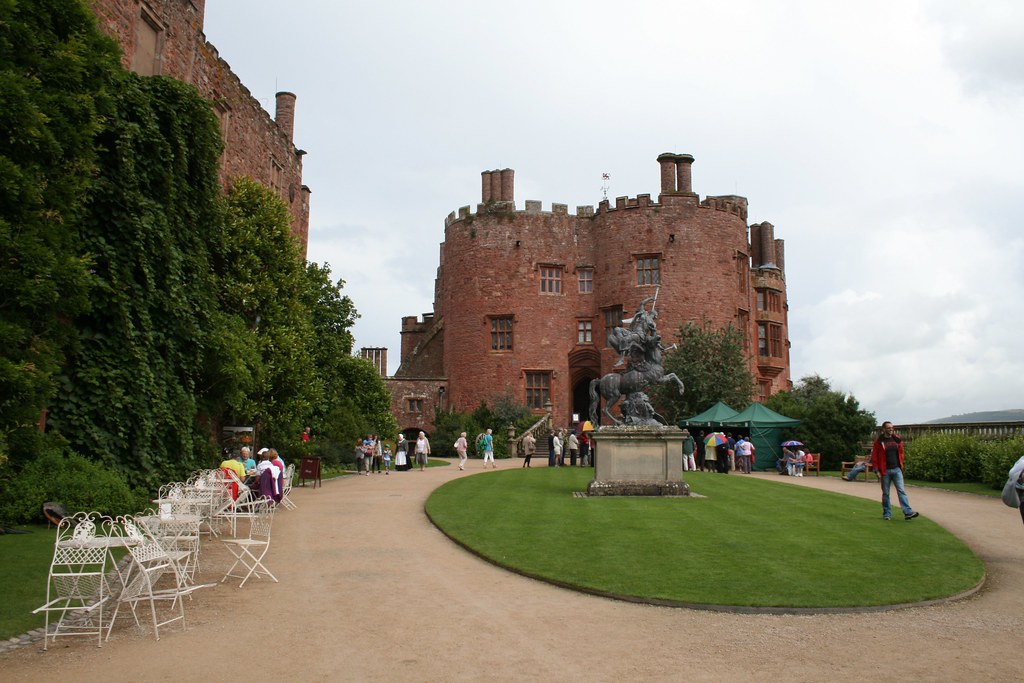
[89,0,310,252]
[391,153,793,432]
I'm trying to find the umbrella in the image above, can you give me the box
[705,432,727,447]
[781,440,803,447]
[581,421,595,432]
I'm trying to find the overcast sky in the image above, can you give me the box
[203,0,1024,424]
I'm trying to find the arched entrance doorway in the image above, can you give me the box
[568,347,601,426]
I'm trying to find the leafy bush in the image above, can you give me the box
[904,433,987,483]
[0,444,147,524]
[979,437,1024,489]
[433,397,537,460]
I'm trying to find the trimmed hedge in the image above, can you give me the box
[904,433,1024,489]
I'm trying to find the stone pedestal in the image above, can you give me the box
[587,426,690,496]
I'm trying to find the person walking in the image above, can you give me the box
[372,434,383,474]
[395,434,409,471]
[870,421,919,521]
[522,431,536,467]
[415,431,431,472]
[454,432,469,470]
[481,428,496,468]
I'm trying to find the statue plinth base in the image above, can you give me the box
[587,426,690,497]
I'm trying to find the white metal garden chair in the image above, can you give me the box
[33,511,115,650]
[220,498,278,588]
[214,468,255,537]
[280,463,297,510]
[105,514,212,641]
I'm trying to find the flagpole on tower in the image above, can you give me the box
[601,173,610,200]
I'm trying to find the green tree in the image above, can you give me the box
[764,374,876,470]
[654,320,755,422]
[215,177,320,446]
[0,0,120,466]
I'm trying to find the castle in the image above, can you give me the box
[379,153,792,434]
[89,0,310,252]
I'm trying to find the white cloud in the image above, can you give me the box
[203,0,1024,422]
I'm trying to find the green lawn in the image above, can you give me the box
[1,525,54,639]
[818,470,1000,497]
[426,469,984,609]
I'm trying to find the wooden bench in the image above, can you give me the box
[840,455,876,481]
[803,453,821,476]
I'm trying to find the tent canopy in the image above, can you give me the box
[680,401,739,427]
[723,403,800,471]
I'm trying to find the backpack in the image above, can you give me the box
[476,435,487,452]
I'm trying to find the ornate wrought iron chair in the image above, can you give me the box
[33,511,115,650]
[220,498,278,588]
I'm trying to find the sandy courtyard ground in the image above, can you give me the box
[4,460,1023,682]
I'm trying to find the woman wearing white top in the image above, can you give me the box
[415,432,431,471]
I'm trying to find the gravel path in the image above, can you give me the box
[4,461,1022,682]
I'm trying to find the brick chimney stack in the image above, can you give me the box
[480,169,515,202]
[275,91,296,142]
[658,153,676,193]
[481,171,492,202]
[657,153,696,194]
[675,154,695,194]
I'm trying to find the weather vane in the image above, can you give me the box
[601,172,610,200]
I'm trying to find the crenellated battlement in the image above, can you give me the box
[701,194,748,222]
[444,200,597,227]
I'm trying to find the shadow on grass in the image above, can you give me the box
[426,469,984,613]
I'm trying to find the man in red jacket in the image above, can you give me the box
[870,421,920,521]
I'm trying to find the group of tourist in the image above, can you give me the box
[218,445,287,503]
[680,430,754,474]
[778,446,810,476]
[355,432,432,474]
[530,428,590,468]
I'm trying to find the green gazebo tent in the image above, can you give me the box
[723,403,800,471]
[680,401,739,429]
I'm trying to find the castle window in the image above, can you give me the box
[490,316,513,351]
[525,372,551,409]
[756,289,783,313]
[577,319,593,344]
[636,255,660,286]
[540,267,562,295]
[737,251,748,293]
[737,309,750,353]
[578,268,593,294]
[131,6,163,76]
[603,306,623,346]
[270,157,283,193]
[758,322,783,357]
[407,398,424,413]
[758,380,771,400]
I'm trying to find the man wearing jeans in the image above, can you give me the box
[870,421,920,521]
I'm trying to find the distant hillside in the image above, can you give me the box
[927,409,1024,424]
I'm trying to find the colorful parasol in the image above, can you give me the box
[781,440,803,447]
[705,432,728,447]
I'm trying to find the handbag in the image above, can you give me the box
[1001,477,1021,508]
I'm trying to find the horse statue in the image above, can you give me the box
[589,336,684,426]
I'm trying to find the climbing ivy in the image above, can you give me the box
[0,0,120,466]
[46,74,225,487]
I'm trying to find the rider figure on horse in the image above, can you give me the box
[612,294,658,368]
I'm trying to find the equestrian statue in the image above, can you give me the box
[589,289,685,426]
